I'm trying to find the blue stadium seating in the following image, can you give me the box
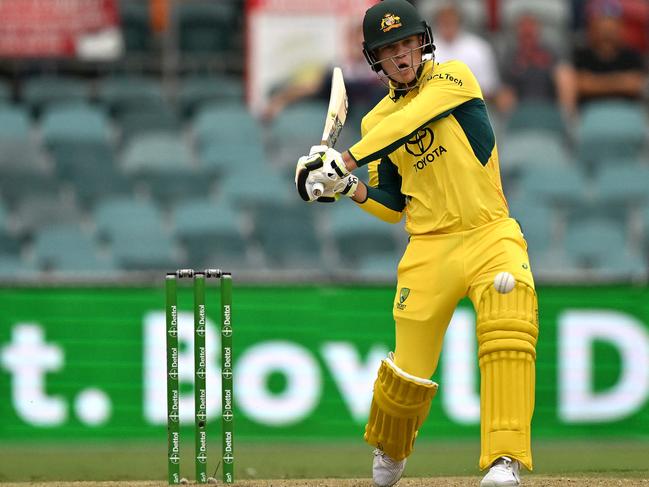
[577,101,648,168]
[22,76,90,115]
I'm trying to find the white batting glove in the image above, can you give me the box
[295,152,358,202]
[295,153,330,202]
[309,144,328,156]
[333,173,359,198]
[319,147,350,182]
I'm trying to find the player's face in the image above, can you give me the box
[376,35,424,85]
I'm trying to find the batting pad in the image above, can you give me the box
[364,353,438,461]
[477,281,538,471]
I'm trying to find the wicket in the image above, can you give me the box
[165,269,234,485]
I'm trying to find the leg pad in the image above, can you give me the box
[478,281,538,471]
[364,354,438,461]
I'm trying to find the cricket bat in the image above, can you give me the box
[312,67,348,197]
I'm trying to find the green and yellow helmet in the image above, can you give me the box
[362,0,435,73]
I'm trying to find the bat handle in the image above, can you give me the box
[312,182,324,198]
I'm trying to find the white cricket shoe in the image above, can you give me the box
[480,456,521,486]
[372,448,406,487]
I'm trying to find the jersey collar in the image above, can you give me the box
[389,60,434,101]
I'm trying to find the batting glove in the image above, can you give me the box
[295,153,359,202]
[319,147,351,181]
[308,144,328,156]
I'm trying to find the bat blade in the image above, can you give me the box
[320,67,348,148]
[314,67,348,198]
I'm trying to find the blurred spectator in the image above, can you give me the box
[431,3,501,100]
[571,0,649,54]
[572,1,647,107]
[261,21,385,123]
[497,13,576,117]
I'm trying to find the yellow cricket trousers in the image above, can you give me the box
[392,217,538,470]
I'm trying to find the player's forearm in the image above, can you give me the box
[342,150,358,172]
[350,180,367,203]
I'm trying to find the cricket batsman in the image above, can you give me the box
[294,0,538,486]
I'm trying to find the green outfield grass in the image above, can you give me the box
[0,440,647,483]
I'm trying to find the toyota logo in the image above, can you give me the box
[405,127,434,156]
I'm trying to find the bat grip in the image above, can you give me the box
[312,182,324,198]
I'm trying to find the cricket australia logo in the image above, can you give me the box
[381,13,402,32]
[396,287,410,310]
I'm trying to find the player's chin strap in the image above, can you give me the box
[384,53,434,99]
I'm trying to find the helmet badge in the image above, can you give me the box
[380,13,402,33]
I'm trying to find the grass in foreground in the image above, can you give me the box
[0,440,647,483]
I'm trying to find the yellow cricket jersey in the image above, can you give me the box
[348,60,509,235]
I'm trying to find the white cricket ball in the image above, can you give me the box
[494,272,516,294]
[207,477,218,484]
[180,478,189,484]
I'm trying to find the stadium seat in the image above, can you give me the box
[178,75,244,118]
[173,198,248,267]
[328,202,399,265]
[642,204,649,252]
[97,76,167,117]
[592,164,649,208]
[94,197,167,241]
[0,105,30,138]
[110,227,178,271]
[199,139,267,177]
[0,255,38,278]
[121,133,210,203]
[33,224,116,273]
[508,199,555,254]
[176,2,238,54]
[506,102,566,137]
[268,101,327,166]
[119,2,155,53]
[577,101,647,167]
[589,250,647,280]
[0,137,55,206]
[13,194,81,237]
[0,203,19,254]
[356,252,399,281]
[252,202,323,269]
[46,143,130,208]
[193,102,261,151]
[118,105,180,142]
[518,165,588,206]
[499,131,571,176]
[0,79,10,103]
[564,217,629,267]
[122,133,193,173]
[0,138,51,176]
[22,76,90,115]
[220,165,292,208]
[41,103,111,147]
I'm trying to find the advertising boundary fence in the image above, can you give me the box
[0,284,648,445]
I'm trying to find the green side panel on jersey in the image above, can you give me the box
[452,98,495,166]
